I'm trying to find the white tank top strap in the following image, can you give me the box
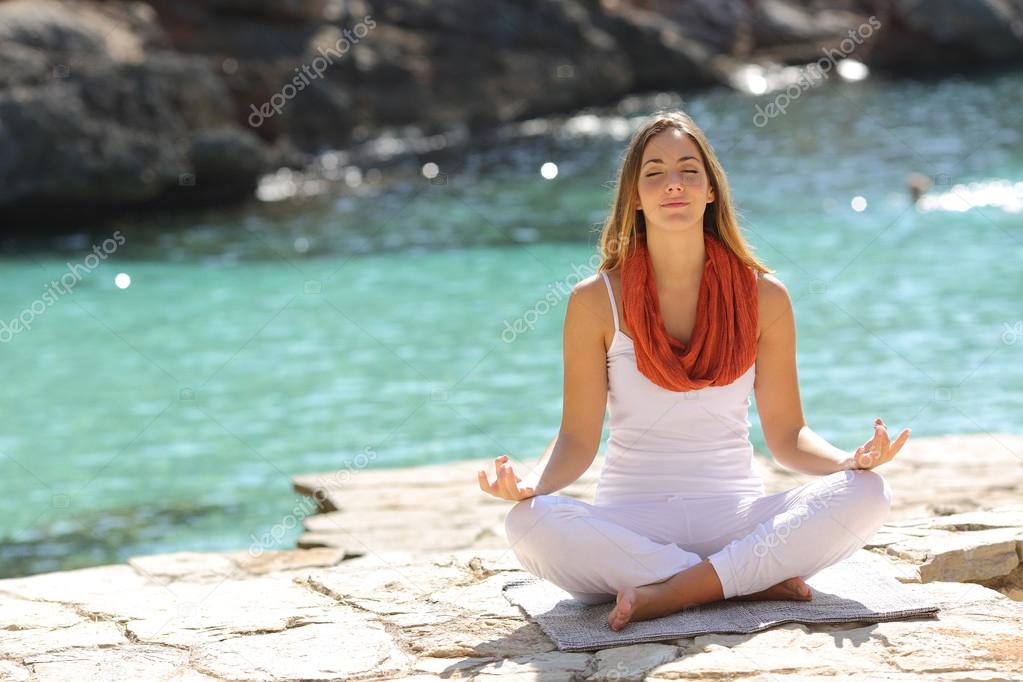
[599,271,620,332]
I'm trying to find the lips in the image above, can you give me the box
[661,200,691,207]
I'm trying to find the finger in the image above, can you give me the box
[852,449,865,468]
[505,466,524,498]
[478,470,496,493]
[874,424,890,451]
[855,444,876,462]
[493,465,508,498]
[498,462,516,496]
[856,449,880,469]
[875,423,890,441]
[868,449,884,467]
[889,428,911,455]
[493,456,509,481]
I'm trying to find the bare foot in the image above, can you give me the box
[607,580,699,632]
[605,562,816,631]
[607,586,639,631]
[730,577,812,602]
[607,576,811,631]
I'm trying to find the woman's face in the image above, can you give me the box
[635,128,715,230]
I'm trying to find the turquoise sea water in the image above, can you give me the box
[2,70,1021,577]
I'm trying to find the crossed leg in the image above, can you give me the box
[504,468,892,629]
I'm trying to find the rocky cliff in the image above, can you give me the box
[3,0,1022,226]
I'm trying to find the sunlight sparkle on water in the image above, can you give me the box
[918,178,1023,213]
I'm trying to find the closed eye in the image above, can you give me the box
[645,170,699,177]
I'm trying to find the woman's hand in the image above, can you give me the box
[478,455,538,501]
[844,418,911,470]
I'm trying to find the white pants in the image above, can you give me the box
[504,468,892,604]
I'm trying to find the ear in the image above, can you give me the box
[706,186,715,204]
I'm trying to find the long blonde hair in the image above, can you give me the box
[597,110,773,276]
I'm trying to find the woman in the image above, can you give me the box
[477,110,911,632]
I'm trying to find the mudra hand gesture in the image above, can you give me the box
[844,418,911,470]
[478,455,537,501]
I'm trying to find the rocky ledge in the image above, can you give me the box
[4,0,1023,226]
[1,433,1022,681]
[0,512,1021,680]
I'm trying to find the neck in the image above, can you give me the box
[644,224,707,290]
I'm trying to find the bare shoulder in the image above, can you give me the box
[568,272,614,348]
[569,272,609,308]
[757,272,791,306]
[572,272,608,296]
[756,272,793,340]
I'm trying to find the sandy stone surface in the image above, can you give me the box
[1,434,1021,681]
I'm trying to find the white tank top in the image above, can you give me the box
[593,270,765,505]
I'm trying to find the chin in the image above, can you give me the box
[660,211,704,223]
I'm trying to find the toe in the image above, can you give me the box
[609,590,632,630]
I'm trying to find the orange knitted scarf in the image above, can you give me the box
[621,231,758,391]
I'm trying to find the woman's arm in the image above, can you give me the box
[480,275,609,500]
[526,276,610,494]
[753,275,849,475]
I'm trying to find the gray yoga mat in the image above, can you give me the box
[502,553,940,651]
